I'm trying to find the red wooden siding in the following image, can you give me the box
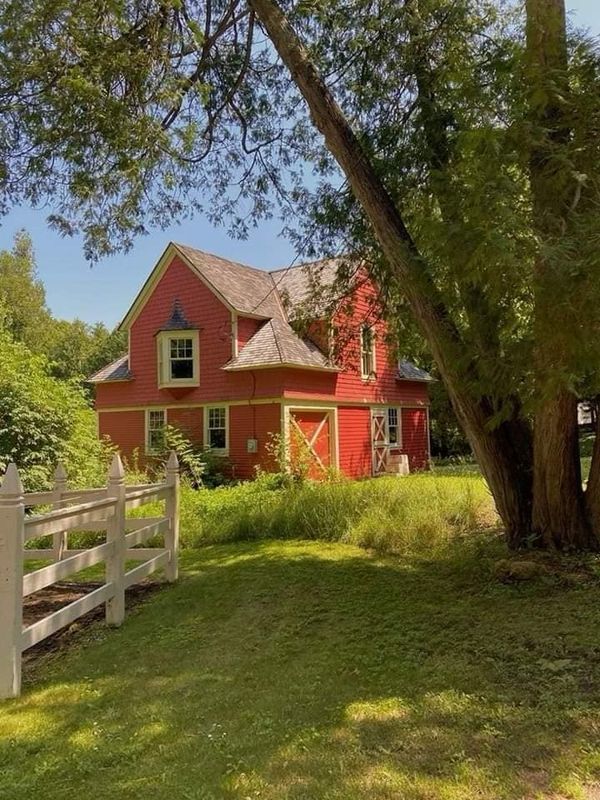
[237,316,262,351]
[95,256,287,408]
[402,408,429,470]
[167,407,204,447]
[337,406,372,478]
[228,403,281,479]
[98,410,145,465]
[332,275,422,405]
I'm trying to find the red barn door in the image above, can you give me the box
[289,409,332,479]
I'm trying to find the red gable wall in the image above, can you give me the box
[96,256,288,408]
[331,275,426,405]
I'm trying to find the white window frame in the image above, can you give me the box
[386,407,402,447]
[205,406,229,454]
[360,325,376,380]
[157,329,199,389]
[146,408,166,454]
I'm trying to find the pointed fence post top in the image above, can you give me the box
[0,463,24,499]
[108,453,125,484]
[54,462,67,485]
[166,450,179,473]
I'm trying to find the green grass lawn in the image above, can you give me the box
[4,538,600,799]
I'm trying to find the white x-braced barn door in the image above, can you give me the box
[371,407,388,476]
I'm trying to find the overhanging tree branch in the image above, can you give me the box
[247,0,463,361]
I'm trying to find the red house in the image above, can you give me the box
[90,242,432,479]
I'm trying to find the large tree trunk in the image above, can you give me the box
[533,391,593,548]
[525,0,596,548]
[249,0,534,545]
[586,408,600,533]
[460,405,533,549]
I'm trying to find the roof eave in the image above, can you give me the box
[222,361,340,373]
[87,376,133,385]
[396,375,435,383]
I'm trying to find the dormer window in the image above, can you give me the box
[157,330,199,388]
[170,337,194,379]
[360,325,376,379]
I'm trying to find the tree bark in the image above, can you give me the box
[249,0,534,545]
[525,0,595,548]
[586,407,600,534]
[533,391,593,548]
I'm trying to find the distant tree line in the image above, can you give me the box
[0,231,125,389]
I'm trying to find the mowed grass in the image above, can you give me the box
[4,539,600,799]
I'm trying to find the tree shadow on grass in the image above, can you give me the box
[3,539,600,799]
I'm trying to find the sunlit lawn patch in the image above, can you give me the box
[3,538,600,799]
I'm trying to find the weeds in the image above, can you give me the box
[173,472,497,556]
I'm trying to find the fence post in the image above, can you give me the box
[0,464,24,699]
[52,462,68,562]
[105,454,126,627]
[165,451,180,583]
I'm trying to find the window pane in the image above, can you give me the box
[148,410,165,451]
[149,410,165,428]
[387,408,398,444]
[209,408,226,428]
[170,358,194,379]
[207,407,226,449]
[168,337,195,381]
[361,326,374,375]
[209,428,226,449]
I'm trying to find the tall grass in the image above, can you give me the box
[172,472,497,557]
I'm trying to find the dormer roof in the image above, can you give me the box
[223,318,339,373]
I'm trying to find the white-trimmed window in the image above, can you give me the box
[387,407,401,446]
[146,408,166,453]
[360,325,376,379]
[157,330,199,388]
[206,406,228,452]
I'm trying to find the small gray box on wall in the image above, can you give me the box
[247,438,258,454]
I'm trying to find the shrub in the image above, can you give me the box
[0,332,111,490]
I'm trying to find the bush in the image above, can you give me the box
[0,332,112,490]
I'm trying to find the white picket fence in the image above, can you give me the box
[0,451,180,699]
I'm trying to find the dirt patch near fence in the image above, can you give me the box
[22,580,162,663]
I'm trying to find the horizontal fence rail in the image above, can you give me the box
[24,497,117,541]
[0,451,180,699]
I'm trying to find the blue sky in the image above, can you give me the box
[0,0,597,328]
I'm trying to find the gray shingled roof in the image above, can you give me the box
[88,355,131,383]
[397,360,434,382]
[174,243,284,319]
[223,318,338,372]
[94,245,429,382]
[270,257,344,315]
